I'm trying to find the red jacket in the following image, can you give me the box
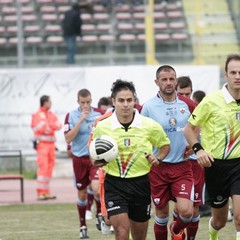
[31,107,62,142]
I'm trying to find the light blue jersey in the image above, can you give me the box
[67,107,102,157]
[141,93,194,163]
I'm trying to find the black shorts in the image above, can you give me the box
[205,158,240,208]
[104,174,151,222]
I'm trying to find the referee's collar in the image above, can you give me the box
[111,109,142,130]
[222,83,235,104]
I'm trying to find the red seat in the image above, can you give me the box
[81,24,96,34]
[0,38,7,45]
[45,24,61,33]
[116,12,132,21]
[155,33,171,41]
[24,25,41,34]
[40,6,56,14]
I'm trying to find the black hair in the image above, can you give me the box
[176,76,192,91]
[111,79,136,99]
[40,95,49,107]
[192,90,206,104]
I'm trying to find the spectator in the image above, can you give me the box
[184,53,240,240]
[62,2,82,64]
[91,79,170,240]
[31,95,62,201]
[64,89,104,239]
[141,65,195,240]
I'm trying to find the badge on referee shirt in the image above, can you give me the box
[236,112,240,120]
[124,138,130,146]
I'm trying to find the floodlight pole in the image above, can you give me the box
[16,0,24,68]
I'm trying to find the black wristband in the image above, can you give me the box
[192,143,204,154]
[156,157,162,163]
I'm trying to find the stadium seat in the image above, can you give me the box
[114,4,131,13]
[81,24,96,34]
[153,12,166,21]
[117,22,134,32]
[45,24,61,34]
[81,13,93,23]
[169,21,185,31]
[57,5,70,14]
[21,6,35,14]
[4,15,17,23]
[155,33,171,41]
[132,5,145,12]
[54,0,69,4]
[93,13,109,22]
[116,12,132,21]
[81,35,98,43]
[133,12,145,21]
[154,22,168,31]
[0,38,7,45]
[26,36,43,55]
[24,25,41,34]
[0,0,14,4]
[2,7,16,15]
[167,10,183,19]
[171,32,188,51]
[6,26,17,35]
[119,34,136,41]
[42,14,58,23]
[8,37,19,45]
[40,6,56,14]
[96,23,112,33]
[92,5,106,13]
[0,26,6,34]
[46,36,64,55]
[36,0,53,4]
[22,15,37,23]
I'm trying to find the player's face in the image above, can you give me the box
[112,89,135,122]
[155,70,177,96]
[78,95,92,111]
[225,59,240,91]
[176,86,192,99]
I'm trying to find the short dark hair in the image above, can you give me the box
[111,79,136,99]
[40,95,49,107]
[77,89,91,99]
[225,54,240,72]
[192,90,206,104]
[156,65,176,79]
[176,76,192,91]
[97,97,112,108]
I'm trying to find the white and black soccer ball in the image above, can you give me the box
[89,135,118,164]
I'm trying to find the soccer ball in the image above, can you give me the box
[89,135,118,163]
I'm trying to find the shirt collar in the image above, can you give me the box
[222,83,235,104]
[111,109,142,130]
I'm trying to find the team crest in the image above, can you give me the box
[179,107,185,114]
[154,198,160,205]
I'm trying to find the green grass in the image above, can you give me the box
[0,203,236,240]
[0,170,36,179]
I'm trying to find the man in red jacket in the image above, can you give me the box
[31,95,62,200]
